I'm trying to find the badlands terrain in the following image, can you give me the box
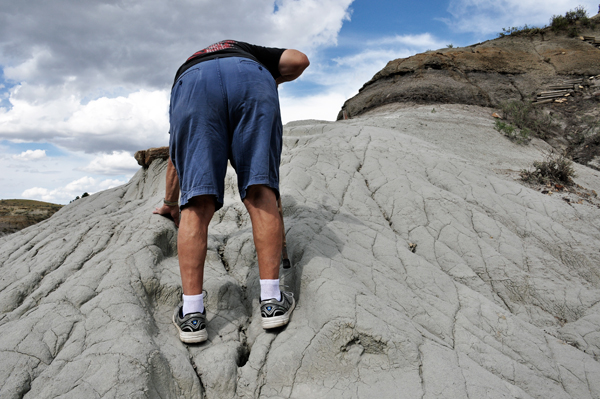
[1,11,600,399]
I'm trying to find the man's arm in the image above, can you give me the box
[153,157,180,226]
[275,49,310,85]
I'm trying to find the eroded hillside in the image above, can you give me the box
[1,105,600,398]
[339,13,600,170]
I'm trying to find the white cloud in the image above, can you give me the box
[12,149,46,161]
[284,33,447,121]
[280,92,347,123]
[82,151,140,175]
[369,33,445,48]
[445,0,598,35]
[0,0,354,154]
[21,187,52,200]
[272,0,352,48]
[22,176,128,203]
[0,0,354,91]
[315,33,446,89]
[0,87,170,153]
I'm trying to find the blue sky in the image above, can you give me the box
[0,0,597,204]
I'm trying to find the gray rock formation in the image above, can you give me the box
[1,104,600,398]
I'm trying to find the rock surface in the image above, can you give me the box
[1,105,600,398]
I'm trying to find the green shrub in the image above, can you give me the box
[565,6,588,21]
[551,14,569,30]
[551,6,595,33]
[494,120,531,144]
[520,152,577,185]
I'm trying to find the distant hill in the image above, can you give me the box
[0,199,63,236]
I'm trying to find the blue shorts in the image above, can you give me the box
[169,57,282,210]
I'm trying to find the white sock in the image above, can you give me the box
[182,293,204,316]
[260,279,281,301]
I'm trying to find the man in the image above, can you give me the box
[154,40,309,343]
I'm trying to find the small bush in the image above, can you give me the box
[499,100,556,139]
[520,152,577,185]
[551,14,569,30]
[494,120,531,144]
[551,6,595,33]
[565,6,588,21]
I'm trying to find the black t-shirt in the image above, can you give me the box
[173,40,286,85]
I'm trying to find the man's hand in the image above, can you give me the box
[153,157,181,226]
[153,203,180,227]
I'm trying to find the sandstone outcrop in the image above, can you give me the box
[338,23,600,120]
[135,146,170,168]
[1,104,600,398]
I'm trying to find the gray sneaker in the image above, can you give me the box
[260,291,295,329]
[172,304,208,343]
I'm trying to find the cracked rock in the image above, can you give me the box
[1,105,600,398]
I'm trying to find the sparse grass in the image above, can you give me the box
[572,117,600,144]
[498,25,544,37]
[497,6,595,39]
[0,199,62,208]
[499,100,557,140]
[494,120,531,144]
[520,152,577,185]
[0,200,63,235]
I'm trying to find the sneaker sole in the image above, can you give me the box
[261,298,295,329]
[172,314,208,343]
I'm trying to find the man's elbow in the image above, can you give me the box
[297,53,310,71]
[280,49,310,77]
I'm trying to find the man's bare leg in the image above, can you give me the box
[243,185,283,282]
[172,195,214,343]
[178,195,215,296]
[244,185,295,328]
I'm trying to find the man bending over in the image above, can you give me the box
[155,40,309,343]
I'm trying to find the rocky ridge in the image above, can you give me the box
[338,16,600,119]
[338,14,600,171]
[1,104,600,398]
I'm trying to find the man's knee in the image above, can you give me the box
[181,195,216,220]
[243,185,277,207]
